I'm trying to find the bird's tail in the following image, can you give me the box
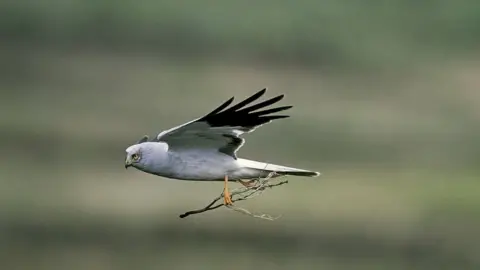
[237,158,320,178]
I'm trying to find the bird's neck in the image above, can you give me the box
[140,146,172,175]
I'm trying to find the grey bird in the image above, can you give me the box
[124,88,320,205]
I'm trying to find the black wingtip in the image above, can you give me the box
[237,94,287,114]
[205,96,235,116]
[225,89,267,112]
[198,88,291,128]
[273,94,285,103]
[250,106,292,117]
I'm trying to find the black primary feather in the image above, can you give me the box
[221,88,266,112]
[197,88,292,128]
[204,96,235,116]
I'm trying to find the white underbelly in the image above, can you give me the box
[161,150,240,181]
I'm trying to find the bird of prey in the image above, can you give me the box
[125,88,320,205]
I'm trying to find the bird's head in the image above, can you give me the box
[124,140,169,171]
[125,135,151,170]
[125,144,144,169]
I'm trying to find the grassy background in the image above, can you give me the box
[2,0,480,69]
[1,1,480,269]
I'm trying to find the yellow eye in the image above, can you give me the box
[132,153,140,161]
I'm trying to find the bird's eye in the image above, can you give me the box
[132,153,140,161]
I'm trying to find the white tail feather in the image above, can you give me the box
[237,158,320,177]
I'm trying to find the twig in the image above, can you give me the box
[179,173,288,219]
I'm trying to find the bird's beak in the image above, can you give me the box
[125,157,132,169]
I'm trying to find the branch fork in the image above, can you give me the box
[179,172,288,220]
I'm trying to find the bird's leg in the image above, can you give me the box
[238,179,258,188]
[223,175,233,205]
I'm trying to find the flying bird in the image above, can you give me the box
[125,88,320,205]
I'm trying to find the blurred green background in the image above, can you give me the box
[1,1,480,269]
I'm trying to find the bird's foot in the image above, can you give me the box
[223,175,233,205]
[223,189,233,205]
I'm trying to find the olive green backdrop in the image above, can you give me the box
[1,1,479,269]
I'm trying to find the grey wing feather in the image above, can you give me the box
[153,88,292,158]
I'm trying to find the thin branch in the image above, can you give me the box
[179,173,288,219]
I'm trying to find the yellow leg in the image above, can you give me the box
[223,175,233,205]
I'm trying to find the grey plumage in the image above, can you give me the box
[124,88,320,181]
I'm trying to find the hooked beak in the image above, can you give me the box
[125,157,132,169]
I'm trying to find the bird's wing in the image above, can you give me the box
[153,88,292,159]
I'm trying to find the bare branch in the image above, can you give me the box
[179,173,288,219]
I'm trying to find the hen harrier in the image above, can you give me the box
[125,88,319,205]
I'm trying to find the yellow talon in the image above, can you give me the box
[223,175,233,205]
